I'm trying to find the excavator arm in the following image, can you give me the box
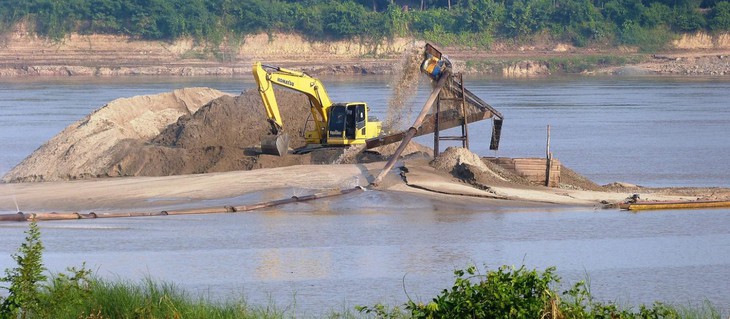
[252,62,284,133]
[252,62,334,143]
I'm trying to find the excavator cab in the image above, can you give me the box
[326,103,379,144]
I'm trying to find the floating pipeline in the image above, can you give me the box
[0,186,365,222]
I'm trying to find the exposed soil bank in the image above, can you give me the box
[1,24,729,77]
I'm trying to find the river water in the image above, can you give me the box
[1,76,729,315]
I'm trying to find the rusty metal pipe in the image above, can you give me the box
[165,206,234,216]
[29,212,81,221]
[0,187,366,222]
[0,212,27,222]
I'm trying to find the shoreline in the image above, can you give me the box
[2,30,729,78]
[2,160,729,218]
[1,51,729,77]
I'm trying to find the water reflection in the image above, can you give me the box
[2,76,730,315]
[0,201,729,315]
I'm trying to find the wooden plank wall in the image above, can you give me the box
[486,157,561,187]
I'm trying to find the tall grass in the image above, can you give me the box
[36,275,285,319]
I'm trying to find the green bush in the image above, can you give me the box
[642,2,673,28]
[458,0,505,34]
[0,221,46,319]
[405,265,558,319]
[322,0,369,39]
[36,264,94,319]
[709,1,730,31]
[503,0,553,39]
[360,264,716,319]
[619,21,674,52]
[671,5,707,31]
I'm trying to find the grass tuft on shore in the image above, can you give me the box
[38,274,286,319]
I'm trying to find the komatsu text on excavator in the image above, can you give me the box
[252,62,383,156]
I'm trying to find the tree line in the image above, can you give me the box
[1,0,729,50]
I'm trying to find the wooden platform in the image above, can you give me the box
[486,157,561,187]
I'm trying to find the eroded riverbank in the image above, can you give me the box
[2,27,730,77]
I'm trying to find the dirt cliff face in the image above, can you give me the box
[3,20,730,78]
[0,22,413,76]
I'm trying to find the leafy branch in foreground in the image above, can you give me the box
[359,264,718,319]
[1,221,46,319]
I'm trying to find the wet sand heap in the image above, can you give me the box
[3,86,431,183]
[2,88,312,182]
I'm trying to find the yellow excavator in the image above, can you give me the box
[252,62,383,156]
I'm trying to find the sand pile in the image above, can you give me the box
[4,85,435,183]
[2,88,314,182]
[431,147,506,186]
[3,88,229,182]
[106,89,313,177]
[431,147,612,191]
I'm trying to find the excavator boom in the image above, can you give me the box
[253,62,335,133]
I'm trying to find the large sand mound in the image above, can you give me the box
[3,88,230,182]
[4,86,431,183]
[2,87,316,182]
[106,89,313,177]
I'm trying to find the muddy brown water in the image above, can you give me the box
[1,76,730,315]
[1,201,729,316]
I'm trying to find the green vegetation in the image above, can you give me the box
[463,54,646,74]
[1,222,723,319]
[0,0,728,49]
[1,221,46,319]
[358,264,721,319]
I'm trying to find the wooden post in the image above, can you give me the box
[545,152,553,187]
[546,125,551,158]
[545,125,552,187]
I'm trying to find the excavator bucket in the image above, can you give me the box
[421,43,452,81]
[260,133,290,156]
